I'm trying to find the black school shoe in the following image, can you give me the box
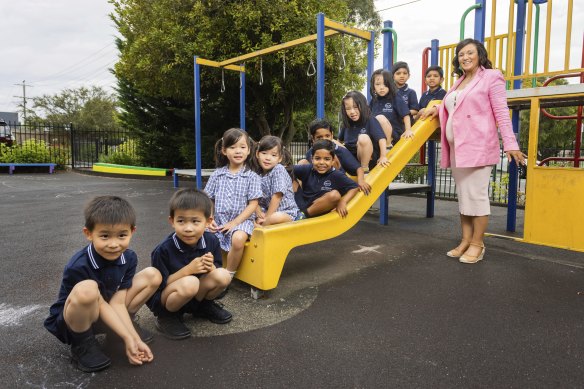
[70,336,111,373]
[155,313,191,340]
[196,299,232,324]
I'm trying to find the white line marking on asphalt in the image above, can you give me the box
[352,245,381,254]
[0,303,43,326]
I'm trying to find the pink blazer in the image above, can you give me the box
[437,67,519,168]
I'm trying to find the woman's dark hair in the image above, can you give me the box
[251,135,293,176]
[340,90,371,129]
[311,139,336,159]
[214,127,255,168]
[451,38,492,77]
[369,69,397,101]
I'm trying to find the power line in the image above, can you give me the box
[377,0,422,12]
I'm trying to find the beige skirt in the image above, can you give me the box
[449,142,493,216]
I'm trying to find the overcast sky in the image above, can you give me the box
[1,0,582,121]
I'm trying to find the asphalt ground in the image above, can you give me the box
[1,171,583,388]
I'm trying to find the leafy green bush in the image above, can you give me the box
[490,173,525,206]
[99,138,141,166]
[399,152,427,184]
[0,139,68,166]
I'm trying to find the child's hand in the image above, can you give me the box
[201,252,214,272]
[125,337,151,365]
[190,256,208,274]
[377,155,389,167]
[335,202,349,218]
[219,220,236,233]
[419,106,438,120]
[401,129,414,139]
[208,220,220,233]
[358,179,371,195]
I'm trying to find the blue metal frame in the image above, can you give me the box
[474,0,486,42]
[316,13,325,119]
[426,39,440,218]
[382,21,394,70]
[193,56,203,189]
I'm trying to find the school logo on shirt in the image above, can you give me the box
[321,180,332,191]
[359,127,367,134]
[383,103,393,113]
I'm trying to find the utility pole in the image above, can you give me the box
[13,80,32,123]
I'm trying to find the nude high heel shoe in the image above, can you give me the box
[459,243,485,264]
[446,240,470,258]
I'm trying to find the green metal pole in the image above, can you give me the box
[460,4,482,40]
[381,27,397,62]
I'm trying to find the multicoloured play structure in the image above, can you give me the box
[191,1,583,292]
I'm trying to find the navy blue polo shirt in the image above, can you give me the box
[338,117,386,156]
[293,164,358,207]
[44,244,137,342]
[418,86,446,109]
[305,144,361,176]
[147,232,222,314]
[397,84,420,112]
[370,95,410,139]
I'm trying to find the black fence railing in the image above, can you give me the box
[2,121,581,206]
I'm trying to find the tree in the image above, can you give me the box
[29,86,120,130]
[519,77,579,160]
[111,0,379,167]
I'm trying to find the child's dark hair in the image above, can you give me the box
[214,128,255,168]
[169,188,213,218]
[425,65,444,78]
[312,139,336,159]
[252,135,293,175]
[340,90,371,129]
[84,196,136,231]
[308,119,333,137]
[369,69,397,101]
[391,61,410,75]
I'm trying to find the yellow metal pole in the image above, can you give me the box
[564,0,573,70]
[506,0,515,80]
[489,0,497,62]
[544,0,552,73]
[324,17,372,40]
[218,29,340,67]
[195,58,244,72]
[523,96,540,240]
[524,0,534,77]
[498,36,504,69]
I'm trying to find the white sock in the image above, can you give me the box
[228,271,236,279]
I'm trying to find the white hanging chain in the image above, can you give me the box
[307,45,316,77]
[220,68,226,93]
[259,57,264,85]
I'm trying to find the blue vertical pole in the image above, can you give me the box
[426,39,440,218]
[382,20,394,70]
[240,66,246,130]
[474,0,486,42]
[193,56,202,189]
[316,12,325,119]
[379,23,392,225]
[366,31,375,102]
[507,1,526,232]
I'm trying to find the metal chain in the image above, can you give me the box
[307,45,316,77]
[259,57,264,85]
[220,68,225,93]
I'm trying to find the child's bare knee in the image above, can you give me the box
[141,266,162,286]
[357,134,372,146]
[179,276,200,298]
[70,280,100,305]
[231,232,248,250]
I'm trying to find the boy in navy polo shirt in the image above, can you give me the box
[293,139,359,218]
[299,119,371,195]
[147,188,232,340]
[392,61,420,121]
[44,196,162,373]
[415,65,446,120]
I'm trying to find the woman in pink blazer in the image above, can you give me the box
[420,39,526,264]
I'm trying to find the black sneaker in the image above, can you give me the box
[132,316,154,344]
[70,336,111,373]
[155,314,191,340]
[197,300,232,324]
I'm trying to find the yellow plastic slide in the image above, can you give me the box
[235,113,440,291]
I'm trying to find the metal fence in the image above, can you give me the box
[2,122,581,206]
[0,122,137,169]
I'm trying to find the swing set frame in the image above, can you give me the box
[191,13,375,188]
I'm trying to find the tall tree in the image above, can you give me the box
[29,86,120,130]
[111,0,379,167]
